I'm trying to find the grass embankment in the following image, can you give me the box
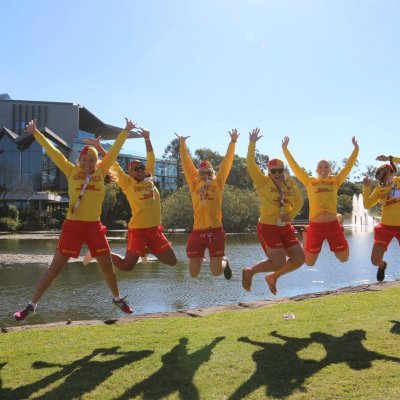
[1,287,400,400]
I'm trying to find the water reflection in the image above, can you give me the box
[1,230,400,327]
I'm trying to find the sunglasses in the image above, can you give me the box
[133,165,145,172]
[270,168,284,174]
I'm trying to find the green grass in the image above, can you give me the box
[1,287,400,399]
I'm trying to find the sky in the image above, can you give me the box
[2,0,400,177]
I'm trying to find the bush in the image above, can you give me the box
[0,217,19,231]
[0,204,19,220]
[161,186,193,231]
[18,209,45,231]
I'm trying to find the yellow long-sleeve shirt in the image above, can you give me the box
[247,142,303,224]
[180,141,235,230]
[33,129,128,221]
[112,151,161,229]
[392,156,400,164]
[363,177,400,226]
[283,146,359,220]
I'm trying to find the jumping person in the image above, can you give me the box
[14,118,135,321]
[242,128,304,295]
[363,157,400,282]
[176,129,239,279]
[282,136,359,266]
[84,128,177,270]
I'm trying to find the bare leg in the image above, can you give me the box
[111,250,140,271]
[334,248,349,263]
[189,258,203,277]
[371,244,386,267]
[305,251,319,266]
[32,250,70,303]
[210,256,223,276]
[155,248,177,266]
[96,254,120,298]
[265,244,305,295]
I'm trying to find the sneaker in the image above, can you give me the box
[377,262,387,282]
[112,297,133,314]
[223,257,232,280]
[14,303,35,321]
[82,250,93,266]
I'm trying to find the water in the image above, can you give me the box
[1,229,400,328]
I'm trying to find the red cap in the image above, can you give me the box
[199,160,213,172]
[79,146,98,158]
[267,158,284,169]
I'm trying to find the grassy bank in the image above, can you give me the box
[1,286,400,399]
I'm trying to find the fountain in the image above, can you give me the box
[352,193,375,230]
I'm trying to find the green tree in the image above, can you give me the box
[337,194,353,217]
[161,186,193,231]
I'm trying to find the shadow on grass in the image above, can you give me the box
[229,329,400,400]
[115,336,225,400]
[1,346,153,400]
[390,320,400,335]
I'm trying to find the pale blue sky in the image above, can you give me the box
[2,0,400,177]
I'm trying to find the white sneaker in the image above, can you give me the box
[82,250,93,266]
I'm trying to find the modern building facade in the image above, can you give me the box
[0,97,178,209]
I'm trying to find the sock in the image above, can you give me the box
[113,296,121,302]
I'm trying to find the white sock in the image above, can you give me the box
[113,296,121,301]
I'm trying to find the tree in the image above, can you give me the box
[163,138,186,188]
[161,186,193,231]
[194,148,223,169]
[337,194,353,217]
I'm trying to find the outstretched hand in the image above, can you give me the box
[137,127,150,139]
[174,132,190,143]
[229,129,239,142]
[352,136,359,148]
[282,136,290,149]
[376,155,389,161]
[249,128,262,142]
[124,118,137,132]
[25,120,37,135]
[83,137,101,148]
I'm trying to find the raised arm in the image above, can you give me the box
[137,128,155,175]
[376,154,400,164]
[84,136,130,189]
[99,118,136,173]
[336,136,359,185]
[246,128,268,188]
[26,120,73,176]
[282,136,310,186]
[362,177,380,209]
[216,129,238,185]
[176,133,197,188]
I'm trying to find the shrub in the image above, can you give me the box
[0,217,19,231]
[0,204,19,220]
[18,209,45,231]
[112,220,128,229]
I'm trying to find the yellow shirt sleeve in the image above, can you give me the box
[33,130,74,177]
[362,185,380,209]
[335,146,359,186]
[146,151,156,175]
[246,141,268,189]
[392,156,400,164]
[99,130,129,174]
[216,142,235,188]
[180,141,198,189]
[282,147,310,187]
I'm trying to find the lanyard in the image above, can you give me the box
[271,177,284,214]
[71,174,92,214]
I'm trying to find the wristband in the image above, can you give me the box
[231,140,237,143]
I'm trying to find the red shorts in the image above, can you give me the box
[186,227,225,258]
[306,220,348,254]
[57,220,110,258]
[373,223,400,251]
[257,223,300,252]
[127,225,172,257]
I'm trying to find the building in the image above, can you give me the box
[0,97,178,210]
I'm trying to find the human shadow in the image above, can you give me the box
[390,320,400,335]
[311,329,400,370]
[115,336,225,400]
[229,329,400,399]
[229,332,319,399]
[4,347,153,400]
[0,362,11,398]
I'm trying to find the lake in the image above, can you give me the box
[1,228,399,327]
